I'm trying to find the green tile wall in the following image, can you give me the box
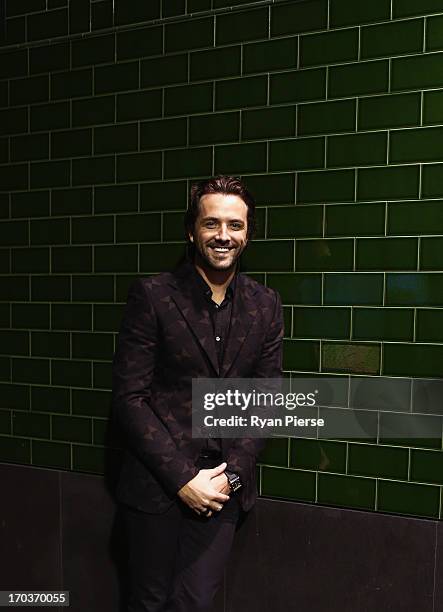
[1,0,443,520]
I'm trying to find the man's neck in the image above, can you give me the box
[193,256,236,304]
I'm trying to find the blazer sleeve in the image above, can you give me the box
[225,289,284,480]
[112,278,198,496]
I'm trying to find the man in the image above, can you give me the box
[112,175,283,612]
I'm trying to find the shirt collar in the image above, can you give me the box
[189,263,236,302]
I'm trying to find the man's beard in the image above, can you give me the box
[194,241,245,271]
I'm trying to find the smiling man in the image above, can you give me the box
[113,175,283,612]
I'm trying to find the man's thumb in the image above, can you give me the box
[211,461,227,475]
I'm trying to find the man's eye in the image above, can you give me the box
[230,223,243,229]
[204,221,217,228]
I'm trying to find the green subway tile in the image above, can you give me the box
[349,443,408,479]
[73,95,115,127]
[0,221,28,246]
[388,200,443,235]
[0,357,11,381]
[324,273,384,305]
[421,237,443,270]
[353,308,414,341]
[117,152,162,183]
[72,156,115,186]
[12,247,49,274]
[298,169,355,204]
[189,113,239,146]
[271,0,327,36]
[51,69,92,100]
[215,75,267,111]
[6,0,46,16]
[0,331,29,356]
[0,383,29,413]
[2,277,30,301]
[117,25,162,61]
[290,438,346,471]
[392,53,443,91]
[52,360,92,387]
[166,17,213,53]
[283,339,320,371]
[140,181,187,212]
[242,240,294,272]
[384,344,443,377]
[4,15,26,46]
[12,358,49,385]
[244,37,297,74]
[270,137,324,172]
[423,90,443,125]
[72,275,114,302]
[69,0,89,34]
[422,164,443,198]
[52,246,92,273]
[379,412,441,449]
[258,437,288,467]
[267,273,321,304]
[31,331,69,358]
[72,389,111,418]
[13,411,50,438]
[0,108,28,136]
[322,342,380,375]
[95,124,138,154]
[296,239,353,271]
[0,303,9,327]
[299,99,356,136]
[0,436,30,464]
[417,309,443,342]
[391,127,443,164]
[72,444,105,473]
[411,449,443,485]
[51,128,92,159]
[358,93,421,130]
[116,213,161,243]
[386,273,443,306]
[141,118,187,150]
[94,245,138,273]
[31,102,70,132]
[244,174,296,206]
[393,0,443,18]
[52,304,92,330]
[163,0,185,17]
[27,8,68,42]
[12,304,49,330]
[10,75,49,106]
[163,212,186,241]
[72,34,115,68]
[293,306,350,339]
[300,28,358,68]
[268,206,323,238]
[165,83,213,116]
[329,0,390,27]
[95,62,139,95]
[190,46,241,81]
[0,138,8,163]
[270,68,326,105]
[0,82,8,108]
[242,107,296,141]
[328,132,387,168]
[115,0,160,25]
[326,203,385,237]
[361,19,424,60]
[11,134,49,162]
[32,440,70,469]
[428,16,443,52]
[51,187,92,216]
[0,249,10,273]
[216,8,267,45]
[53,414,91,443]
[93,304,125,332]
[0,410,11,434]
[30,218,70,245]
[378,480,439,518]
[164,147,212,179]
[318,473,375,510]
[0,49,27,79]
[95,185,138,214]
[93,419,110,446]
[72,332,114,361]
[356,237,418,271]
[261,466,316,502]
[117,90,162,122]
[141,55,188,88]
[140,243,186,273]
[214,143,266,175]
[329,60,389,98]
[357,166,419,201]
[213,0,250,7]
[0,164,28,191]
[31,385,70,414]
[29,41,69,74]
[31,276,71,302]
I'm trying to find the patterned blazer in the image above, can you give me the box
[112,260,283,513]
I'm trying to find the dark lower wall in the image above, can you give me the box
[1,462,441,612]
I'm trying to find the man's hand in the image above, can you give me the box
[177,462,230,516]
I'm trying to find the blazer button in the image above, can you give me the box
[215,336,221,341]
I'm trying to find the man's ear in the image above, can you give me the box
[188,233,194,243]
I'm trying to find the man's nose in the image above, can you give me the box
[215,225,229,241]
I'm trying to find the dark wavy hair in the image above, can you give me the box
[184,176,256,248]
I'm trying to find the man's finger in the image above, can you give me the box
[209,462,227,476]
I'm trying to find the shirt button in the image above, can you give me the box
[215,336,221,342]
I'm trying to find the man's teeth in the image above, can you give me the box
[213,247,230,252]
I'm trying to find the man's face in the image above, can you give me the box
[189,193,249,271]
